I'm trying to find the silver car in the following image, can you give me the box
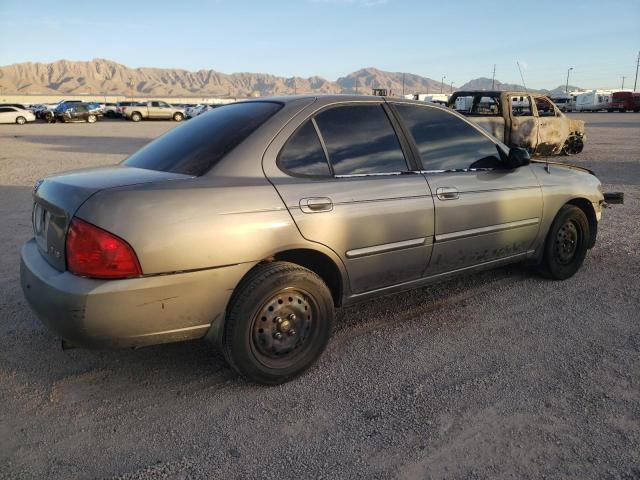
[20,95,604,384]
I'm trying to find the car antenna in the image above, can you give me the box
[516,61,528,94]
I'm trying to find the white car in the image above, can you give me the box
[0,106,36,125]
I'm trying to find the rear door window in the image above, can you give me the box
[394,104,502,171]
[123,101,282,176]
[279,121,331,176]
[511,96,532,116]
[314,104,407,175]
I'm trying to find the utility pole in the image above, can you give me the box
[491,64,496,89]
[440,75,446,94]
[634,50,639,91]
[565,67,573,93]
[621,76,626,90]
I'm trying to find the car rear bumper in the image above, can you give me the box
[20,239,253,348]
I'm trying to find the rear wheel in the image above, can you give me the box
[173,112,184,122]
[131,112,142,122]
[87,114,97,123]
[223,262,334,384]
[539,205,589,280]
[562,135,584,156]
[15,116,26,125]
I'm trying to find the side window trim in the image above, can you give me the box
[311,117,334,176]
[382,103,421,171]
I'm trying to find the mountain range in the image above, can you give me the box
[0,58,579,97]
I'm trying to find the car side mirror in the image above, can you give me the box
[506,147,530,168]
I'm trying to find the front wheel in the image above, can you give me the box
[539,205,590,280]
[223,262,334,384]
[562,135,584,156]
[173,112,184,122]
[15,116,26,125]
[87,114,97,123]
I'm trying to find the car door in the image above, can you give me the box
[507,95,539,151]
[0,107,14,123]
[74,104,88,121]
[533,96,569,155]
[264,101,435,294]
[392,102,543,275]
[146,101,160,118]
[158,101,173,118]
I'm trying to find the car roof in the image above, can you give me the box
[237,94,449,108]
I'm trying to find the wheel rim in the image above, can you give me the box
[564,136,583,155]
[250,287,319,368]
[554,220,580,265]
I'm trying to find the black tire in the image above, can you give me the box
[223,261,334,384]
[173,112,184,122]
[87,114,97,123]
[131,112,142,122]
[539,205,590,280]
[15,116,26,125]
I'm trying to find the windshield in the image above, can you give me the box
[122,101,282,176]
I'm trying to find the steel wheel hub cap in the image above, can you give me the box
[251,289,315,361]
[555,221,578,264]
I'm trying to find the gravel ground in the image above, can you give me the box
[0,114,638,479]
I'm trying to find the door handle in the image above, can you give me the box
[299,197,333,213]
[436,187,459,201]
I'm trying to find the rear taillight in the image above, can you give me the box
[66,218,142,279]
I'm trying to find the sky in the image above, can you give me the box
[0,0,638,90]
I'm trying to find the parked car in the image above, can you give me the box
[20,95,604,384]
[186,103,216,118]
[0,103,31,111]
[610,91,640,112]
[124,100,185,122]
[51,103,100,123]
[42,100,85,122]
[116,101,140,117]
[448,91,586,155]
[103,103,119,118]
[0,106,36,124]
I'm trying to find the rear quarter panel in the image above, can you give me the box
[75,176,305,275]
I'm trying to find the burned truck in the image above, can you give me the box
[448,91,585,155]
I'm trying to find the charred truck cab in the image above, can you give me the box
[448,91,586,156]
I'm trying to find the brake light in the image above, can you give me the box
[66,218,142,279]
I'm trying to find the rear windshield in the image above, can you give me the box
[122,101,282,176]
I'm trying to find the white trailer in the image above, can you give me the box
[574,90,613,112]
[413,93,450,104]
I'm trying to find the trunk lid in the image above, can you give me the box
[32,166,192,271]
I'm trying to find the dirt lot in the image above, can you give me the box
[1,114,638,479]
